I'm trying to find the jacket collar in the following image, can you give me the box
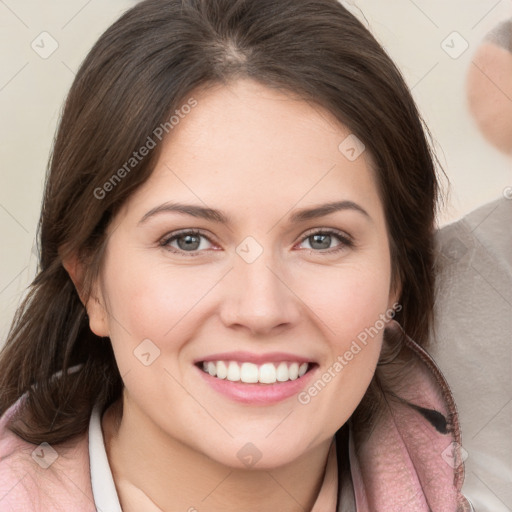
[335,319,473,511]
[0,320,473,511]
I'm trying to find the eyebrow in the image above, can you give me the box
[138,200,371,226]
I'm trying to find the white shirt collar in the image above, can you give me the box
[89,401,123,512]
[88,401,338,511]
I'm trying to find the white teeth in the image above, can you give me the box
[227,361,240,381]
[207,362,216,376]
[216,361,228,379]
[276,362,289,382]
[240,362,259,383]
[258,363,276,384]
[289,362,299,380]
[199,360,311,384]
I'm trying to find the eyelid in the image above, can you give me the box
[159,229,217,255]
[299,226,354,244]
[295,227,354,254]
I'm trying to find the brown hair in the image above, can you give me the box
[0,0,442,444]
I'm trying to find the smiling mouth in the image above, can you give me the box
[195,360,317,385]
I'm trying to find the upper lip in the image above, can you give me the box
[194,351,315,365]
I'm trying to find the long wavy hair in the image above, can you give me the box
[0,0,442,445]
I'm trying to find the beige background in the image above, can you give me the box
[1,0,511,339]
[0,2,511,509]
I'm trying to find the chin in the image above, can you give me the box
[201,437,310,470]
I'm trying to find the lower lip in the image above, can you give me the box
[195,364,318,405]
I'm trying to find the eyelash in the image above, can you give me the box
[159,228,354,257]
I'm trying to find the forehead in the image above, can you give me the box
[118,78,382,223]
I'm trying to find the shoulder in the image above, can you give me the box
[431,196,510,512]
[434,196,511,277]
[0,395,96,512]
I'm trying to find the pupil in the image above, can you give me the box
[312,234,330,250]
[178,234,200,251]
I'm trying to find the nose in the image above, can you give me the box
[219,248,302,336]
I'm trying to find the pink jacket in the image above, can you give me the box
[0,321,474,511]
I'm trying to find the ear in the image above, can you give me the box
[61,253,110,338]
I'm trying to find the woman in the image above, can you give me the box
[0,0,473,510]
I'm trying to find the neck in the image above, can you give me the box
[101,395,337,512]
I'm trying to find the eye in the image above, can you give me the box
[160,229,215,256]
[296,228,353,254]
[159,227,354,257]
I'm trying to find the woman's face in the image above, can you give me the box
[88,78,399,469]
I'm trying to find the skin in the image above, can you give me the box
[65,78,400,512]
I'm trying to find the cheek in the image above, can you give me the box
[103,254,212,339]
[297,257,393,342]
[99,258,211,406]
[298,277,388,439]
[292,256,391,423]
